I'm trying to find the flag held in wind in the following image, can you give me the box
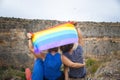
[32,22,78,54]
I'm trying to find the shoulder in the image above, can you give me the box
[56,52,61,56]
[62,52,69,57]
[45,53,51,58]
[73,43,83,50]
[74,45,83,54]
[77,45,83,50]
[55,53,61,58]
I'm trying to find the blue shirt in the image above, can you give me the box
[64,45,86,78]
[32,58,44,80]
[44,52,62,80]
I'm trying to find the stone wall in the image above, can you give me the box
[0,17,120,68]
[78,22,120,55]
[0,29,34,68]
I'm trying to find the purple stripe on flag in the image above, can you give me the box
[34,38,78,53]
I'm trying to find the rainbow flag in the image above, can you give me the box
[32,22,78,53]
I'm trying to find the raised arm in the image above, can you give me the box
[76,27,84,46]
[27,33,34,53]
[70,21,84,46]
[27,33,45,59]
[61,55,85,68]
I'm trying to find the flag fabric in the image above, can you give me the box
[32,22,78,54]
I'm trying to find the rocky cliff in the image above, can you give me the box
[0,17,120,79]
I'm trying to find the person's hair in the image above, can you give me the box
[60,43,74,53]
[48,47,58,53]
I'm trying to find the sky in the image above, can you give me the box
[0,0,120,22]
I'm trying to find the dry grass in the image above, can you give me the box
[85,51,120,78]
[0,66,25,80]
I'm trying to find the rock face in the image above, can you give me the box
[95,60,120,80]
[0,17,120,69]
[0,29,34,68]
[79,22,120,55]
[0,17,64,69]
[94,52,120,80]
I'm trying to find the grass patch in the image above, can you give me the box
[86,58,96,67]
[86,58,101,75]
[0,67,26,80]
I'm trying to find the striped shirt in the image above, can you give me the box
[64,45,86,78]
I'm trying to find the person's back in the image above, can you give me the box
[32,58,44,80]
[43,47,64,80]
[63,45,86,78]
[60,26,86,79]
